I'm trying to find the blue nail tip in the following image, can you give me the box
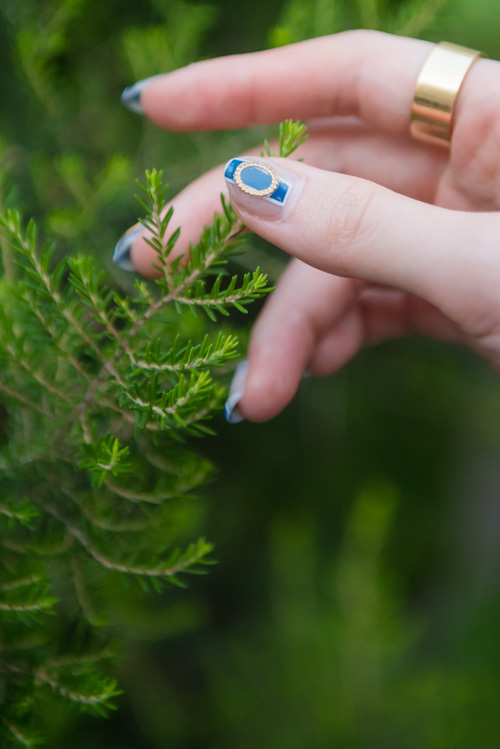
[113,225,142,271]
[224,397,244,424]
[120,83,145,115]
[224,359,249,424]
[224,158,290,205]
[120,74,163,115]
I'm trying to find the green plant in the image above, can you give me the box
[3,0,497,746]
[268,0,449,46]
[0,120,307,746]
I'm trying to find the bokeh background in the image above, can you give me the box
[2,0,500,746]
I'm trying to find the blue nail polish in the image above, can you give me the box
[120,74,163,115]
[224,159,290,205]
[224,395,244,425]
[113,225,142,271]
[224,359,249,424]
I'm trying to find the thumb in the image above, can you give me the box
[223,156,499,330]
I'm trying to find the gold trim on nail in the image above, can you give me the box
[233,161,280,197]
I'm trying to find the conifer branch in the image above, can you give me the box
[0,212,121,381]
[34,496,213,581]
[20,289,92,383]
[32,666,120,711]
[0,118,309,742]
[116,332,238,375]
[0,382,55,419]
[0,575,44,592]
[3,535,73,557]
[46,647,118,669]
[62,485,150,531]
[1,342,74,404]
[0,598,55,614]
[104,481,197,504]
[0,500,39,527]
[98,399,163,431]
[70,556,108,628]
[3,720,41,748]
[1,633,47,655]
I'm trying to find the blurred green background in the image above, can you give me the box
[2,0,500,746]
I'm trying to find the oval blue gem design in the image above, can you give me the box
[240,165,273,191]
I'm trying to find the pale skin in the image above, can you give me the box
[124,30,500,421]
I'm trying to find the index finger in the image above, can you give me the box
[139,31,432,135]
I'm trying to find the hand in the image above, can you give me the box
[117,30,500,422]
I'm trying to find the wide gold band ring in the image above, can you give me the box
[410,41,484,148]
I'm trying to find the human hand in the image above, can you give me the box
[116,30,500,422]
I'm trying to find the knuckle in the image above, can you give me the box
[325,178,378,259]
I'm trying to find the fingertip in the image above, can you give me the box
[113,224,162,278]
[237,358,303,423]
[225,356,301,424]
[120,74,164,115]
[129,234,162,278]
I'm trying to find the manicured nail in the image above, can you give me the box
[113,224,142,271]
[224,157,302,220]
[120,74,163,115]
[224,359,249,424]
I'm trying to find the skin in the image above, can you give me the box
[125,30,500,422]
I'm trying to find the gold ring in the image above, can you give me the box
[410,41,484,148]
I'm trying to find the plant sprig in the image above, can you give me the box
[0,119,308,745]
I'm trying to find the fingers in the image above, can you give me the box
[224,156,500,338]
[117,123,446,275]
[308,288,466,375]
[139,31,435,135]
[235,267,466,422]
[238,261,357,422]
[307,118,446,202]
[237,273,469,423]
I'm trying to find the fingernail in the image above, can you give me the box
[224,157,302,220]
[224,359,249,424]
[120,74,163,115]
[113,224,142,271]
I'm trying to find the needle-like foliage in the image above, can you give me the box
[0,121,307,746]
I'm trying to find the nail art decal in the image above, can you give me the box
[224,158,291,205]
[234,161,279,196]
[113,225,142,271]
